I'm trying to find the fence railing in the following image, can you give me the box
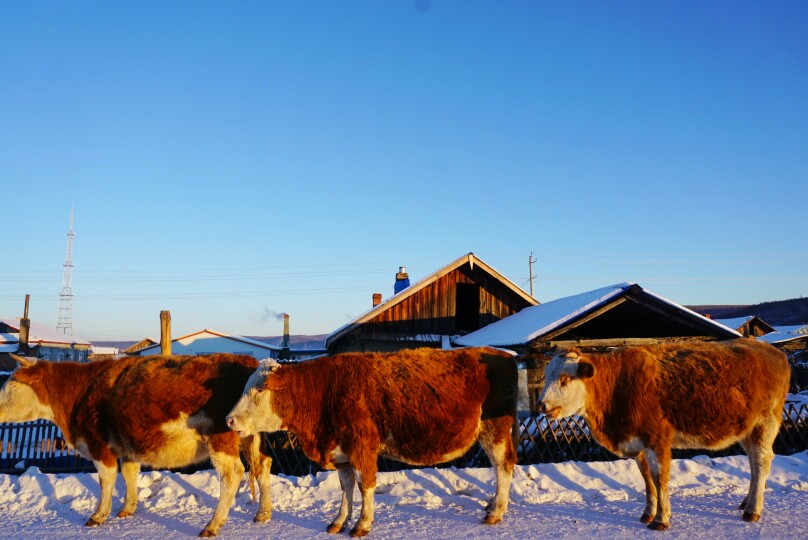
[3,404,807,475]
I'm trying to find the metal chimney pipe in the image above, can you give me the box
[282,314,290,349]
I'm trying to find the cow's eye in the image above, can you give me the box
[559,375,570,387]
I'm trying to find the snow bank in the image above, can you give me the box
[0,452,806,539]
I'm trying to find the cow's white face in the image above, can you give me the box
[226,360,283,436]
[0,364,54,423]
[538,351,595,420]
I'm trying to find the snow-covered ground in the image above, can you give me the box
[1,452,806,539]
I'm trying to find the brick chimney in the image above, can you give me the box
[372,293,382,307]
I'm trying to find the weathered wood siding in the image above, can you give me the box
[333,263,533,352]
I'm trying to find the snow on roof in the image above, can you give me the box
[454,282,740,348]
[0,317,91,346]
[713,316,754,331]
[135,328,282,354]
[454,283,633,347]
[775,325,808,335]
[757,331,808,345]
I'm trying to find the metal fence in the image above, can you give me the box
[3,403,807,475]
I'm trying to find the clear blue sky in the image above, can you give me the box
[1,1,806,341]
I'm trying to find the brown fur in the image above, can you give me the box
[6,354,272,536]
[548,338,789,529]
[579,340,789,454]
[265,347,517,536]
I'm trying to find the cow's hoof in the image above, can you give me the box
[117,510,134,519]
[198,528,217,538]
[483,513,503,525]
[326,522,346,534]
[640,512,654,524]
[254,510,272,523]
[743,511,761,522]
[350,526,370,537]
[84,518,104,527]
[648,521,669,531]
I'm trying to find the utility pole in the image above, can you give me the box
[528,252,537,298]
[57,209,75,335]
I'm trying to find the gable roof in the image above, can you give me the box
[775,324,808,335]
[714,316,755,330]
[324,252,538,349]
[0,317,91,347]
[714,316,776,335]
[135,328,282,355]
[758,331,808,345]
[453,282,741,348]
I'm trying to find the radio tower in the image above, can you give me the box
[56,209,75,335]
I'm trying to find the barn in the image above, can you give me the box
[324,253,538,354]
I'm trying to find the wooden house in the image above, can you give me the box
[714,316,776,338]
[325,253,538,354]
[122,337,159,355]
[454,282,741,353]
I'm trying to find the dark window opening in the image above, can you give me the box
[456,283,481,332]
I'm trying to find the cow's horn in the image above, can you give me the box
[10,353,35,368]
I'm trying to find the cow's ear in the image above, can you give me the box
[577,362,595,379]
[263,373,283,391]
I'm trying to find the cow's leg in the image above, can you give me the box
[739,417,779,522]
[86,459,118,527]
[634,451,658,524]
[117,459,140,518]
[479,417,516,525]
[201,447,245,537]
[241,434,273,523]
[646,446,672,531]
[351,464,377,538]
[327,463,356,534]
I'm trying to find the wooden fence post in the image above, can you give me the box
[160,310,171,356]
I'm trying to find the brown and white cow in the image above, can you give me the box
[0,353,273,537]
[226,347,519,537]
[537,338,790,530]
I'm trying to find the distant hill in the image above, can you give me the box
[688,297,808,326]
[93,334,328,351]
